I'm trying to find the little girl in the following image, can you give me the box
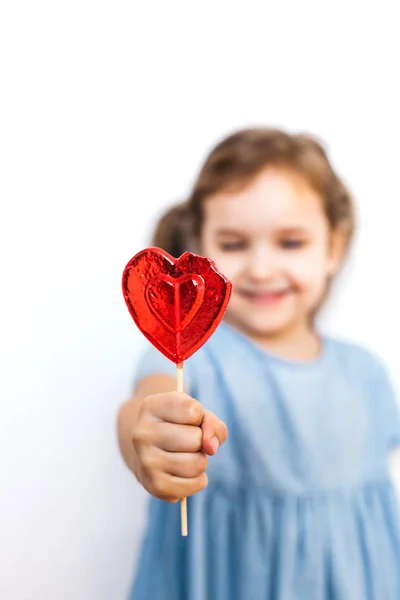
[118,128,400,599]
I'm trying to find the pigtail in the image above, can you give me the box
[151,201,195,258]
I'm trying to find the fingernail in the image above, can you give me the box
[211,436,219,453]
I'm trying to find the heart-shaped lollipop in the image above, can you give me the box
[122,247,232,364]
[122,247,232,536]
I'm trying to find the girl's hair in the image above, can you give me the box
[152,127,355,257]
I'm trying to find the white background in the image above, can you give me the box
[1,1,399,599]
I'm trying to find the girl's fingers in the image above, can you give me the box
[141,391,204,425]
[133,421,203,453]
[162,449,208,478]
[146,471,208,502]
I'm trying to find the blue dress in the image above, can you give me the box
[129,323,400,600]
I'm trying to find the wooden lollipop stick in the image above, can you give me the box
[177,362,188,536]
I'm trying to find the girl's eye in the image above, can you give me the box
[218,240,246,252]
[280,239,305,249]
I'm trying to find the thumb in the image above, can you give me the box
[201,410,228,456]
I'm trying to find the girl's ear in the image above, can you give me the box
[327,229,348,276]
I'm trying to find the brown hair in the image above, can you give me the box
[152,127,355,257]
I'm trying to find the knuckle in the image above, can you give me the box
[131,423,151,447]
[200,452,208,470]
[182,396,202,423]
[194,473,208,494]
[200,472,208,490]
[152,474,169,497]
[140,393,163,417]
[140,450,157,474]
[138,395,153,415]
[192,427,203,451]
[131,425,143,445]
[193,452,208,475]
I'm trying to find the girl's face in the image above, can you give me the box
[200,167,343,342]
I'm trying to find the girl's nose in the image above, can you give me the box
[247,245,276,281]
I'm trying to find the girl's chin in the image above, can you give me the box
[226,314,297,339]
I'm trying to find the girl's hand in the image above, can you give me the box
[131,391,228,502]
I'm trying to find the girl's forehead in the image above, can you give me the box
[203,168,326,231]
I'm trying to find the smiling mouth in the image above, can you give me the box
[237,288,291,305]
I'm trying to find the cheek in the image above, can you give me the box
[207,252,244,284]
[286,249,330,289]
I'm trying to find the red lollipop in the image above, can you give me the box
[122,247,232,535]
